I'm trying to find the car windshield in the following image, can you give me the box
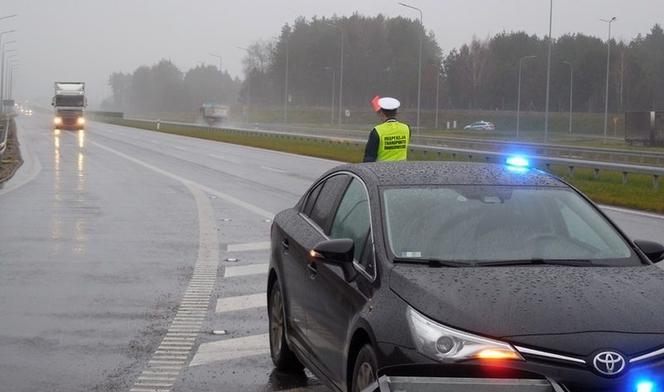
[382,186,639,266]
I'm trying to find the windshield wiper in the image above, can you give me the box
[476,258,593,267]
[392,257,469,268]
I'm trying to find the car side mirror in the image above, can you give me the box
[309,238,357,282]
[309,238,354,265]
[635,240,664,263]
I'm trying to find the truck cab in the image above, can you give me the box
[52,82,87,130]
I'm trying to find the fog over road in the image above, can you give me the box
[0,115,662,392]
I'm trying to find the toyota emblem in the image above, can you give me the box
[592,351,626,376]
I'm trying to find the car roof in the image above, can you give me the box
[332,161,566,187]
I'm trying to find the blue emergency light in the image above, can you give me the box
[506,155,530,168]
[637,380,656,392]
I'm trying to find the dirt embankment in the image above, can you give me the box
[0,118,23,183]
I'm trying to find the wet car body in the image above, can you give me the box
[268,161,664,392]
[464,121,496,131]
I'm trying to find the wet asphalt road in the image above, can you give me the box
[0,114,663,392]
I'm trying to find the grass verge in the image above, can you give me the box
[97,117,664,214]
[0,119,23,184]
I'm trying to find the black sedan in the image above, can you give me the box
[267,160,664,392]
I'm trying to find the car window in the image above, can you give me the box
[309,174,351,233]
[330,178,371,261]
[302,181,324,216]
[382,186,636,265]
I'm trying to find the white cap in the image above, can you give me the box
[378,97,400,111]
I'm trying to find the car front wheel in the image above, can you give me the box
[268,281,304,373]
[351,344,378,392]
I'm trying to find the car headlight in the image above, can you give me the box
[407,307,523,363]
[54,117,62,125]
[77,117,85,125]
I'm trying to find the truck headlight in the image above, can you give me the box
[77,117,85,125]
[407,307,523,363]
[54,117,62,125]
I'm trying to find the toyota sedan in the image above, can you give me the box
[267,160,664,392]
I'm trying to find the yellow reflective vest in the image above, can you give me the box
[375,119,410,161]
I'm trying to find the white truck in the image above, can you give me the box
[200,103,229,126]
[52,82,87,130]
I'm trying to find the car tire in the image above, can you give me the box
[268,281,304,373]
[350,344,378,392]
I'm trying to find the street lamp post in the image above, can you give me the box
[0,30,16,110]
[435,67,441,129]
[324,67,336,125]
[209,53,223,72]
[283,34,289,123]
[544,0,553,142]
[4,54,18,99]
[601,17,617,141]
[563,61,574,135]
[398,2,423,131]
[517,55,536,138]
[1,46,17,110]
[236,46,252,123]
[325,21,345,126]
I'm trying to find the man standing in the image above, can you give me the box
[363,96,411,162]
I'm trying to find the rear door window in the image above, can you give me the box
[308,174,351,233]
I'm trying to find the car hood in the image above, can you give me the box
[390,265,664,356]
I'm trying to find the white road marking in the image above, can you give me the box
[600,205,664,220]
[85,138,274,219]
[189,333,270,367]
[80,148,220,391]
[224,263,268,278]
[215,293,267,313]
[226,241,271,252]
[261,165,287,173]
[207,153,241,164]
[0,124,42,196]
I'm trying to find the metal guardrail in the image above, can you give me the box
[97,116,664,190]
[0,119,8,159]
[417,135,664,166]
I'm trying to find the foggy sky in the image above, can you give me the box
[3,0,662,108]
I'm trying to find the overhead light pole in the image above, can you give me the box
[517,55,536,138]
[283,33,289,123]
[0,30,16,110]
[209,53,223,72]
[563,61,573,135]
[398,2,423,132]
[324,66,336,125]
[325,21,345,126]
[601,17,617,141]
[236,46,252,123]
[435,65,442,129]
[544,0,553,142]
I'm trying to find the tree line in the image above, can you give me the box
[102,60,240,114]
[103,15,664,117]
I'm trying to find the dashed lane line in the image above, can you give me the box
[223,263,269,278]
[189,333,270,367]
[215,293,266,313]
[226,241,272,252]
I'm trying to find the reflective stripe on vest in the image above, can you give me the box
[375,120,410,161]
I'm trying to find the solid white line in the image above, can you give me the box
[81,136,222,391]
[215,293,267,313]
[189,333,270,367]
[600,205,664,220]
[85,137,274,219]
[0,124,42,196]
[261,165,287,173]
[226,241,271,252]
[223,263,268,278]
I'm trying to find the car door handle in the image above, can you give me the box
[281,239,289,250]
[307,262,318,279]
